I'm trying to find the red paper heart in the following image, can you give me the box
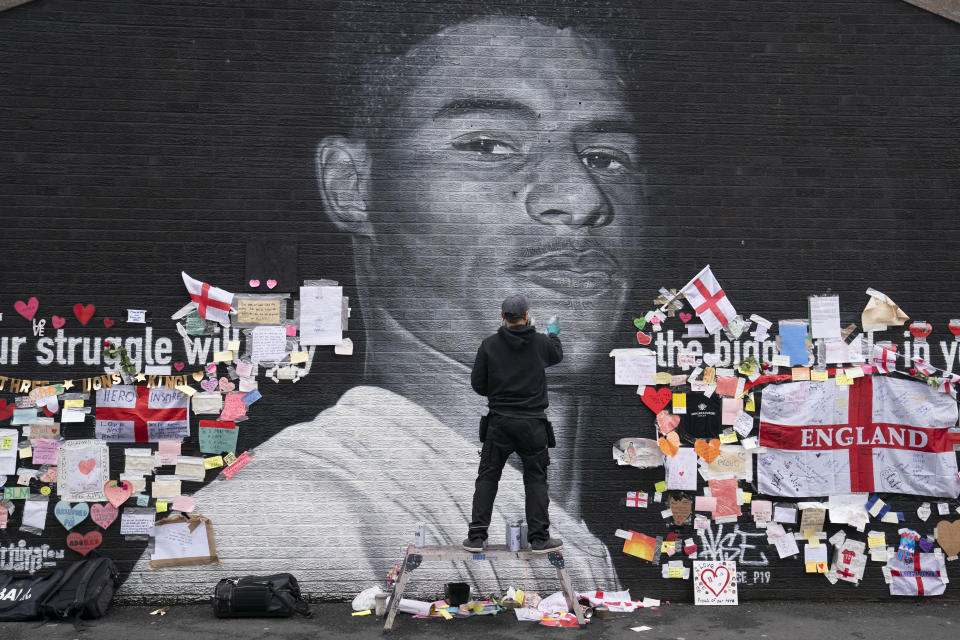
[641,387,672,414]
[90,503,118,530]
[909,322,932,339]
[14,297,39,320]
[103,317,115,328]
[0,400,13,421]
[679,312,692,324]
[52,315,66,328]
[77,458,96,475]
[104,480,133,508]
[73,303,95,325]
[636,330,652,346]
[700,566,732,597]
[950,321,960,337]
[173,362,185,371]
[66,531,102,556]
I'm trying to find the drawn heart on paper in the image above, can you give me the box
[702,353,720,367]
[192,371,204,382]
[73,303,95,325]
[54,501,89,530]
[910,322,933,339]
[694,438,722,463]
[173,362,185,371]
[0,399,14,421]
[249,279,261,288]
[266,279,278,290]
[90,503,118,530]
[200,378,218,393]
[700,566,732,597]
[670,497,692,526]
[77,458,96,475]
[658,432,680,457]
[205,363,217,374]
[52,315,66,329]
[14,297,39,320]
[635,331,652,346]
[633,317,646,330]
[218,377,236,393]
[656,410,680,434]
[641,387,672,414]
[935,520,960,557]
[103,317,115,328]
[66,531,102,556]
[104,480,133,508]
[679,312,692,324]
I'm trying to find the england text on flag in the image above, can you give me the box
[757,376,960,498]
[679,265,738,335]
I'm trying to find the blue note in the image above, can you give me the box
[779,324,809,366]
[242,389,262,406]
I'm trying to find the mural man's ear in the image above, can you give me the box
[316,136,373,236]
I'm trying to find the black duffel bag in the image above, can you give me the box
[212,574,311,618]
[37,557,120,628]
[0,570,64,622]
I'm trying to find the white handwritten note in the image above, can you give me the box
[251,325,287,362]
[152,521,210,560]
[609,348,656,386]
[809,295,841,340]
[299,285,343,346]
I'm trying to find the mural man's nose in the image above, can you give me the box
[525,156,612,229]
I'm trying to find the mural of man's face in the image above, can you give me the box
[320,16,645,373]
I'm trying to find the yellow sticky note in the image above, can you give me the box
[439,609,453,620]
[835,373,853,386]
[654,371,672,385]
[744,393,755,413]
[18,446,31,459]
[64,398,84,408]
[668,566,684,578]
[806,561,827,573]
[1,437,12,450]
[175,385,196,397]
[228,341,241,352]
[662,540,676,552]
[811,370,829,382]
[742,492,752,504]
[719,432,738,444]
[672,393,686,411]
[214,351,233,363]
[289,351,309,364]
[654,481,667,493]
[515,589,525,605]
[156,500,168,513]
[223,452,237,466]
[806,534,820,548]
[203,456,224,470]
[868,535,886,548]
[792,367,811,381]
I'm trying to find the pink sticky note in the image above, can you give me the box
[219,393,247,421]
[285,325,297,337]
[221,450,252,480]
[172,495,196,513]
[751,500,773,521]
[31,438,61,465]
[157,440,181,466]
[708,477,741,518]
[861,363,874,375]
[721,398,743,425]
[715,376,739,397]
[695,496,718,512]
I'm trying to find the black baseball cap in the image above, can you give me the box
[501,294,529,316]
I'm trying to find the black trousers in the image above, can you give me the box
[468,413,551,543]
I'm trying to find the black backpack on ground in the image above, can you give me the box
[36,557,120,628]
[0,570,65,622]
[212,573,311,618]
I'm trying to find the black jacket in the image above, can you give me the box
[470,324,563,415]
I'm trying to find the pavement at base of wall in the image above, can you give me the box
[1,601,959,640]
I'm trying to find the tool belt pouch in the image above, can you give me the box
[479,414,490,443]
[212,574,311,618]
[545,420,557,448]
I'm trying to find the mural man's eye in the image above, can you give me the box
[580,150,629,172]
[452,136,517,158]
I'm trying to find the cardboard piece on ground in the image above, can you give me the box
[149,513,218,568]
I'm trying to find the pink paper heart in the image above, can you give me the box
[249,279,260,287]
[679,312,692,324]
[656,410,680,434]
[103,480,133,508]
[200,378,218,393]
[90,503,118,530]
[266,279,278,290]
[14,297,39,320]
[205,363,217,374]
[52,315,66,329]
[173,362,185,371]
[218,377,236,393]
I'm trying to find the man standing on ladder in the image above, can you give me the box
[464,294,564,554]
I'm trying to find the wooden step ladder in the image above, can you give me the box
[383,543,586,632]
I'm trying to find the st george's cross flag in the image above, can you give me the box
[680,265,738,335]
[758,376,960,498]
[181,271,234,324]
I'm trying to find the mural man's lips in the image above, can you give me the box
[517,268,614,295]
[515,249,618,273]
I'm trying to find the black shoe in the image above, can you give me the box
[530,537,563,553]
[462,537,485,552]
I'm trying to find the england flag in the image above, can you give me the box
[181,271,234,324]
[679,265,738,335]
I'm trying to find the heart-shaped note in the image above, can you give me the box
[103,317,115,328]
[54,501,89,530]
[702,353,720,367]
[636,331,652,346]
[694,438,722,463]
[90,503,118,530]
[266,279,278,290]
[700,565,732,597]
[684,541,698,556]
[641,387,672,414]
[658,431,680,457]
[104,480,133,508]
[205,363,217,374]
[200,378,218,393]
[670,496,693,526]
[656,410,680,434]
[66,531,102,556]
[173,362,185,371]
[73,303,95,325]
[249,279,261,288]
[52,315,66,329]
[218,377,236,393]
[14,297,39,320]
[0,399,13,421]
[935,520,960,557]
[910,322,933,339]
[679,312,692,324]
[77,458,96,475]
[633,317,646,330]
[192,371,204,382]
